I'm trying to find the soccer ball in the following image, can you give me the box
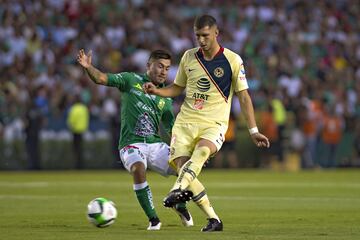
[87,197,117,227]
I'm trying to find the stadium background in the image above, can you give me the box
[1,0,360,170]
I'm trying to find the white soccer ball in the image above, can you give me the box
[87,197,117,227]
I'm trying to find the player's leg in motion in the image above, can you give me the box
[148,142,194,227]
[164,139,223,231]
[188,179,223,231]
[173,139,216,191]
[130,162,161,230]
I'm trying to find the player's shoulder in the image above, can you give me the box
[182,47,199,58]
[122,72,146,82]
[223,47,243,64]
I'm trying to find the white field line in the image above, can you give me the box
[0,181,360,188]
[0,194,359,203]
[211,196,360,202]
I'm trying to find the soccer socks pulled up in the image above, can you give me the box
[134,182,158,220]
[172,146,210,190]
[187,178,220,221]
[192,190,220,222]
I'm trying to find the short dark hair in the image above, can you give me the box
[194,15,217,29]
[148,49,171,62]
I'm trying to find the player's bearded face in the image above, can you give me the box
[194,25,218,51]
[147,59,171,85]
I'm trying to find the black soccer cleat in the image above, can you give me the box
[201,218,223,232]
[163,189,193,208]
[173,204,194,227]
[147,217,161,230]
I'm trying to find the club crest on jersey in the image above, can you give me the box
[214,67,224,78]
[158,99,165,110]
[196,78,210,92]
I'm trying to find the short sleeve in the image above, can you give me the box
[232,55,249,92]
[107,72,132,91]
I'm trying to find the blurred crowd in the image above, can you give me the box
[1,0,360,168]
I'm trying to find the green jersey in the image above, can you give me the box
[107,72,175,149]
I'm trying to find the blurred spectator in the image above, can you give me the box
[67,95,89,169]
[258,103,279,168]
[102,90,121,167]
[354,124,360,166]
[269,93,287,164]
[24,88,45,170]
[320,105,344,168]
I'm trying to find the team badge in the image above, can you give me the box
[214,67,224,78]
[134,83,143,90]
[158,99,165,110]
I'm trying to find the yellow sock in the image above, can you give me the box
[191,187,219,221]
[172,146,210,190]
[187,178,205,195]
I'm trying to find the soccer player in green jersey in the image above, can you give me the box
[77,49,193,230]
[144,15,270,232]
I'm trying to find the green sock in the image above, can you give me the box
[134,184,158,220]
[175,202,186,210]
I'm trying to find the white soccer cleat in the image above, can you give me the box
[173,207,194,227]
[147,221,161,230]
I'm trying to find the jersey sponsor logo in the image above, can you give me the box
[136,101,156,115]
[214,67,224,78]
[134,112,156,137]
[192,92,209,100]
[194,49,231,102]
[130,88,142,96]
[196,78,210,92]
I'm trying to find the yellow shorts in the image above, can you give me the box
[169,122,227,164]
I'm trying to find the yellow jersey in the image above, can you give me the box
[174,47,248,128]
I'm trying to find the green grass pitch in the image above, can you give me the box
[1,169,359,240]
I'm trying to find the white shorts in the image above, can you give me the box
[119,142,176,176]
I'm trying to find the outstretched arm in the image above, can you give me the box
[77,49,108,85]
[236,90,270,148]
[143,82,185,98]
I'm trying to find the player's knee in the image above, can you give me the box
[130,162,146,174]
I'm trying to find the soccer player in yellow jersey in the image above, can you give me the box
[144,15,270,232]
